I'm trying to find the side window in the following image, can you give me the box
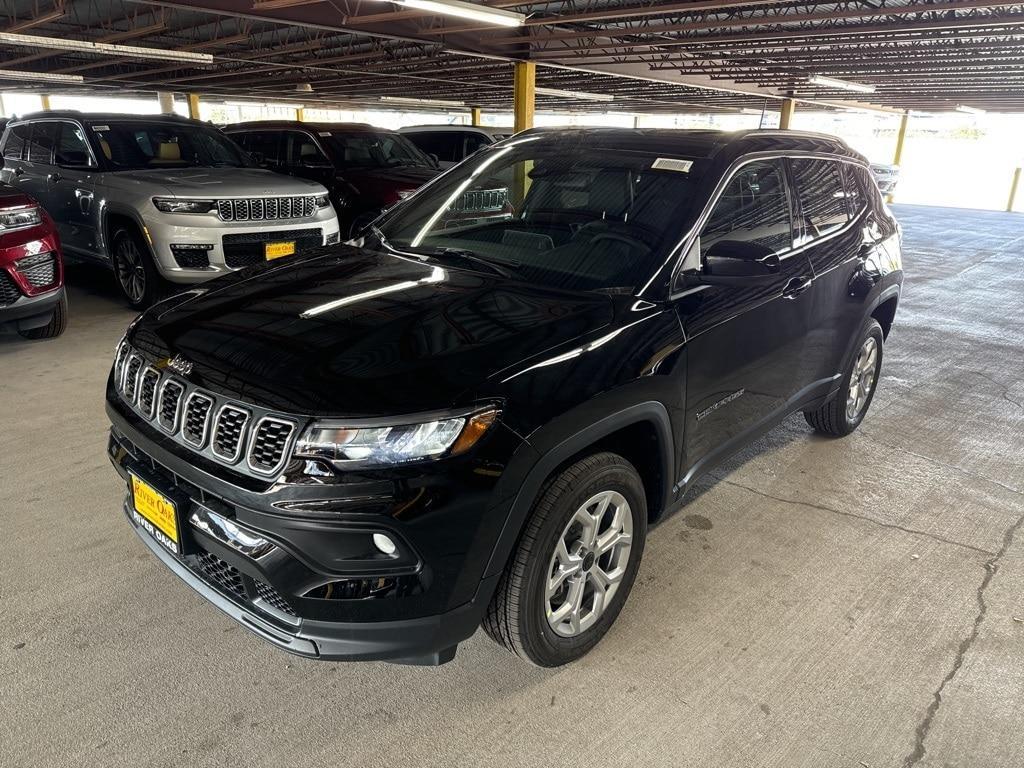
[700,159,793,257]
[791,159,849,242]
[27,122,58,165]
[841,164,865,217]
[55,122,96,167]
[234,131,280,165]
[463,132,491,156]
[405,132,461,163]
[282,131,328,166]
[2,123,29,160]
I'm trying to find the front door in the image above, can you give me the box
[49,122,100,257]
[676,158,816,484]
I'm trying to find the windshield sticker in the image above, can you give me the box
[92,125,110,132]
[652,158,693,173]
[318,131,331,137]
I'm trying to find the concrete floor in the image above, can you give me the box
[1,204,1022,768]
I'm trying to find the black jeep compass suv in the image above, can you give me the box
[106,128,903,667]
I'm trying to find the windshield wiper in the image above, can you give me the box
[409,246,520,278]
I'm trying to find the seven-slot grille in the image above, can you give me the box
[450,187,508,213]
[217,196,316,222]
[212,405,249,461]
[115,344,297,478]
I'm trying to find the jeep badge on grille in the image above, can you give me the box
[164,354,193,376]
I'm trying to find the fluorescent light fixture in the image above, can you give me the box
[956,104,985,114]
[808,74,876,94]
[226,100,304,109]
[536,87,614,103]
[395,0,524,27]
[380,95,466,108]
[0,68,84,84]
[0,32,213,64]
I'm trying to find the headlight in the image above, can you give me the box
[314,194,330,209]
[152,197,216,214]
[294,407,499,467]
[0,205,42,230]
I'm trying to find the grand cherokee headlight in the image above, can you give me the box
[0,205,42,230]
[152,197,216,214]
[294,407,499,467]
[314,194,330,209]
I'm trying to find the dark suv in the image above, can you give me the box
[224,121,439,238]
[105,129,902,667]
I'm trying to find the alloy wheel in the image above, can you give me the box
[545,490,633,638]
[115,237,146,304]
[847,336,879,421]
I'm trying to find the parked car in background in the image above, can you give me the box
[225,121,440,238]
[399,125,509,169]
[870,162,900,195]
[0,112,340,308]
[0,179,66,339]
[106,128,902,667]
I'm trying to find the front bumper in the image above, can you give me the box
[141,209,341,284]
[0,285,63,332]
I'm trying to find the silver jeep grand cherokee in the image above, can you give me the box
[0,112,341,307]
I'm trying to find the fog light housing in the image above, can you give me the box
[372,533,397,555]
[170,243,213,269]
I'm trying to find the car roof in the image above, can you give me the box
[9,111,204,125]
[508,127,866,163]
[399,125,502,133]
[225,121,390,132]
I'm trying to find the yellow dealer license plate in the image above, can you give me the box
[130,474,180,555]
[265,241,295,260]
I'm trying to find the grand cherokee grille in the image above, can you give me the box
[212,405,249,462]
[0,272,21,306]
[217,196,316,222]
[115,343,298,480]
[15,252,57,288]
[450,187,508,213]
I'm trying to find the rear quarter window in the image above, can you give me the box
[791,158,849,243]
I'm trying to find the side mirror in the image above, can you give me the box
[696,240,780,286]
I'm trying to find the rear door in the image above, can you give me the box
[676,158,816,481]
[49,121,101,256]
[7,121,56,207]
[789,157,864,384]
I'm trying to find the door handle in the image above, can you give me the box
[783,275,813,299]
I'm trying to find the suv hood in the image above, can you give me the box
[110,167,325,197]
[129,246,612,416]
[340,166,439,206]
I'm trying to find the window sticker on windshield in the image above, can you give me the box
[92,125,110,132]
[651,158,693,173]
[318,132,331,137]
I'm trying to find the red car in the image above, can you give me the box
[0,181,66,339]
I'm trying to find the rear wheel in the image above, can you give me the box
[804,318,884,436]
[18,292,68,339]
[111,225,166,309]
[483,452,647,667]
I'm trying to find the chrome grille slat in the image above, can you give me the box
[182,392,214,448]
[247,417,296,476]
[137,367,160,419]
[211,405,250,463]
[157,379,185,433]
[215,196,316,222]
[122,354,143,402]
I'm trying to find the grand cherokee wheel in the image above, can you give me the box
[805,318,884,436]
[112,225,166,309]
[483,452,647,667]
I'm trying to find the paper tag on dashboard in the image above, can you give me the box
[651,158,693,173]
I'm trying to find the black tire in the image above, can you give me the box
[483,452,647,667]
[18,292,68,339]
[804,318,884,436]
[111,225,167,309]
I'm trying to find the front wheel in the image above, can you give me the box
[111,226,166,309]
[804,318,884,436]
[483,452,647,667]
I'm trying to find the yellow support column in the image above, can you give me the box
[470,107,482,127]
[1007,167,1022,213]
[297,107,305,122]
[187,92,201,120]
[888,111,910,203]
[40,94,51,111]
[778,98,795,130]
[513,61,535,134]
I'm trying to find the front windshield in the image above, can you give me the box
[321,130,435,169]
[94,121,253,171]
[377,139,702,293]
